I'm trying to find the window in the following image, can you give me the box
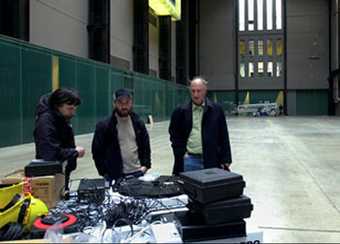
[240,40,246,56]
[238,0,284,81]
[249,40,255,55]
[249,63,254,77]
[248,0,255,31]
[240,63,246,78]
[258,62,264,75]
[258,40,264,56]
[276,62,282,77]
[257,0,264,30]
[276,39,283,56]
[239,0,245,31]
[267,62,273,77]
[266,0,273,30]
[267,39,273,56]
[276,0,282,30]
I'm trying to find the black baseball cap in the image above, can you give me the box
[113,88,132,100]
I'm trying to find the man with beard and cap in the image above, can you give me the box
[92,88,151,183]
[34,88,85,191]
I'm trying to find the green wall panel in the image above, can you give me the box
[0,42,21,147]
[296,90,328,115]
[59,56,76,88]
[22,49,51,143]
[95,67,110,120]
[75,61,96,134]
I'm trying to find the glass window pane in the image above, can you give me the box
[276,62,282,77]
[258,62,264,75]
[240,63,246,78]
[267,39,273,56]
[248,0,254,21]
[248,0,254,31]
[239,0,245,31]
[257,0,263,30]
[249,40,255,56]
[240,40,246,56]
[276,39,283,56]
[266,0,273,30]
[258,40,264,56]
[267,62,273,77]
[276,0,282,30]
[249,63,254,77]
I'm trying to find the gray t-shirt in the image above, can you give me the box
[115,113,141,174]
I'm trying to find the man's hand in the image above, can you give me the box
[221,163,230,171]
[76,146,85,158]
[140,166,148,173]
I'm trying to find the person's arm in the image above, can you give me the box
[169,108,186,175]
[218,106,232,169]
[35,115,78,162]
[139,120,151,171]
[91,122,108,177]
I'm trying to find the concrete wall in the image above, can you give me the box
[30,0,89,58]
[199,0,235,90]
[110,0,133,70]
[286,0,329,90]
[149,19,159,76]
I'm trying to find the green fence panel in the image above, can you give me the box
[0,42,22,147]
[22,48,51,143]
[75,61,96,134]
[95,67,110,121]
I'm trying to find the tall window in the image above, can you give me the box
[239,0,245,31]
[238,0,284,81]
[248,0,255,31]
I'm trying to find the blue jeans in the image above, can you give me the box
[184,154,204,172]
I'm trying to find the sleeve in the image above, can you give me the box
[168,108,186,175]
[91,122,107,176]
[139,121,151,169]
[218,107,232,164]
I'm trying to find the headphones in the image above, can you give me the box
[0,194,32,241]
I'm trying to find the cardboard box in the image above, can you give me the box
[30,174,65,209]
[4,169,65,209]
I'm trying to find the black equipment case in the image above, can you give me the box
[25,160,64,177]
[188,195,253,225]
[179,168,245,204]
[175,211,246,242]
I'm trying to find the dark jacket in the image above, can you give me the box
[33,95,78,172]
[91,111,151,180]
[169,98,232,175]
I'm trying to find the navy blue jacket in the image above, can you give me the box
[169,98,232,175]
[92,111,151,180]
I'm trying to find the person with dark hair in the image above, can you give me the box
[92,88,151,183]
[34,88,85,190]
[169,77,232,175]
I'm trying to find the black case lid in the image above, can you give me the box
[180,168,243,187]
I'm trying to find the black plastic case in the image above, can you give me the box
[189,195,253,225]
[176,211,246,242]
[179,168,245,203]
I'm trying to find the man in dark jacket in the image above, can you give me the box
[169,77,232,175]
[34,88,85,190]
[92,89,151,183]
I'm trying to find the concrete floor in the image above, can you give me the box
[1,116,340,242]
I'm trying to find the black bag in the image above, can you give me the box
[179,168,245,203]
